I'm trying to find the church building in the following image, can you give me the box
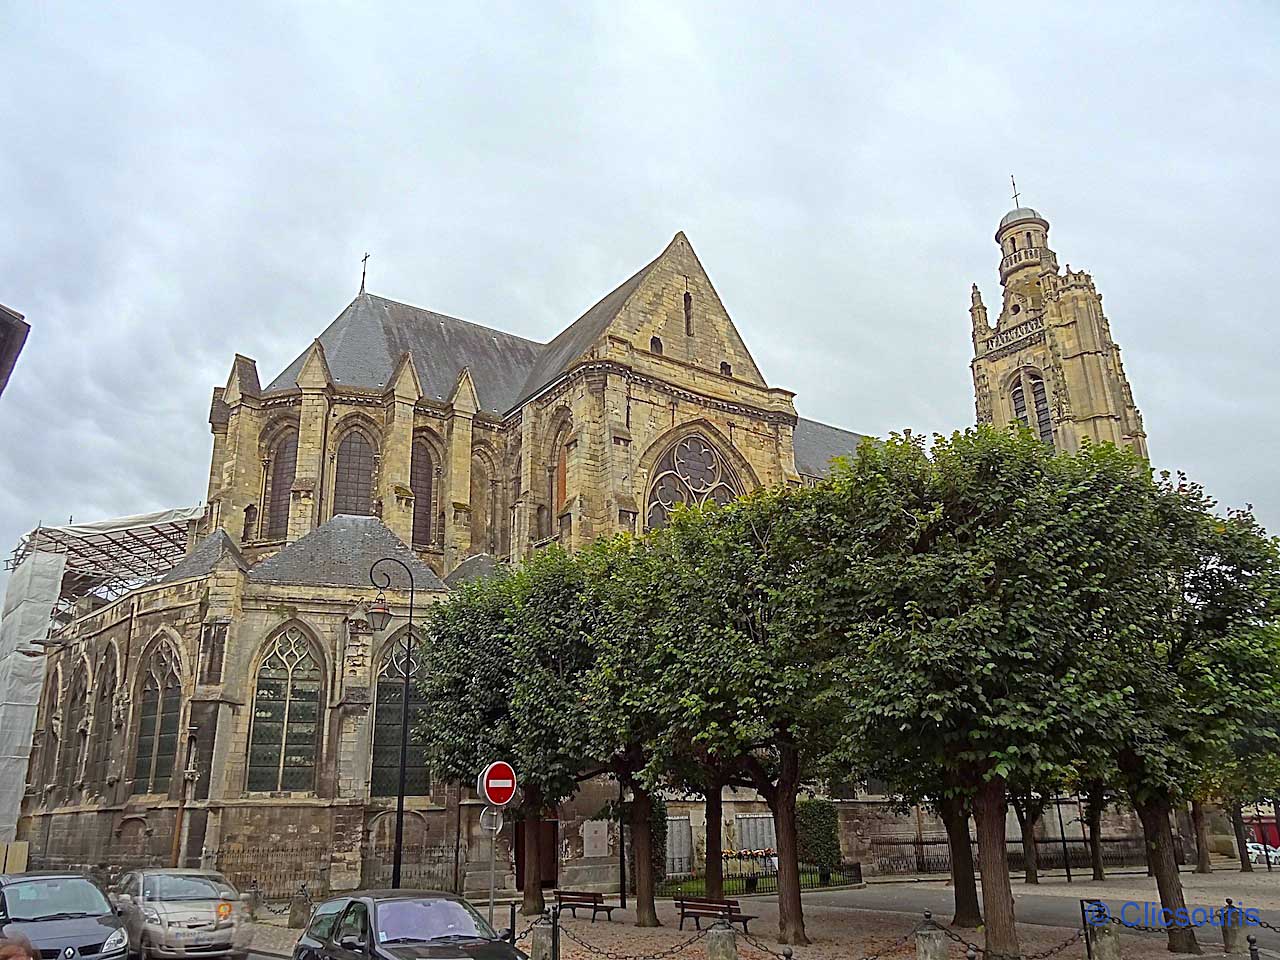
[16,206,1147,893]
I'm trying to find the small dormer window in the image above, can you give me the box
[720,362,732,377]
[650,336,663,355]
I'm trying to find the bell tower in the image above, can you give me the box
[970,201,1148,458]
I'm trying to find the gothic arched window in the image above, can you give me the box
[131,644,182,796]
[1012,373,1054,445]
[60,665,89,786]
[554,444,568,515]
[333,429,376,517]
[34,666,61,788]
[410,438,434,547]
[371,636,429,797]
[264,428,298,540]
[645,434,744,530]
[247,626,322,792]
[88,651,117,788]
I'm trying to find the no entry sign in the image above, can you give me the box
[478,760,517,807]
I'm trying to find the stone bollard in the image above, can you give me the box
[1088,917,1122,960]
[529,920,553,960]
[707,922,738,960]
[915,911,947,960]
[288,892,310,929]
[1248,935,1261,960]
[1223,899,1246,955]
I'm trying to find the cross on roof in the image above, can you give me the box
[1011,175,1021,207]
[361,252,370,293]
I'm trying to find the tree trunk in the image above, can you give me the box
[1190,799,1212,874]
[1133,793,1201,954]
[521,791,545,916]
[972,775,1019,959]
[629,787,660,927]
[1230,800,1254,872]
[939,795,982,927]
[705,785,724,900]
[1084,782,1106,881]
[1011,798,1039,885]
[767,774,808,945]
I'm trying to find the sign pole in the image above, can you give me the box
[489,815,497,926]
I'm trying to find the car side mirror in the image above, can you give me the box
[118,894,134,905]
[498,928,513,943]
[339,935,366,953]
[239,893,253,904]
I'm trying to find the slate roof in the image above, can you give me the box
[512,254,662,406]
[248,515,446,591]
[793,417,867,478]
[155,530,249,584]
[443,553,501,588]
[264,293,543,414]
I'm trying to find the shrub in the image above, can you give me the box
[796,798,841,870]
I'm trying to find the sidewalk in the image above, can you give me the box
[243,892,1210,960]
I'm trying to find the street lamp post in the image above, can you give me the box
[368,557,415,890]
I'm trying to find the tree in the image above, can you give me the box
[626,486,852,945]
[1106,482,1280,954]
[420,548,597,915]
[833,427,1166,958]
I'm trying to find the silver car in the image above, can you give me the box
[110,870,251,960]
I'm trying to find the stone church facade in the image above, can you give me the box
[17,232,864,895]
[18,207,1148,892]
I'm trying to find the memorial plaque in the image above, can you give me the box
[582,819,609,859]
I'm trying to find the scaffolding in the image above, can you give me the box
[5,506,205,632]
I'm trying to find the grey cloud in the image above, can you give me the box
[1,1,1277,598]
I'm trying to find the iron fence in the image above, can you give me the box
[216,842,331,898]
[654,860,863,898]
[362,841,465,890]
[867,835,1163,877]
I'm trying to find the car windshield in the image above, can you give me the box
[3,877,110,921]
[375,898,496,944]
[143,875,237,901]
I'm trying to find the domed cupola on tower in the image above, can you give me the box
[995,207,1057,284]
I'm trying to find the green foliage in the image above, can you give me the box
[795,799,841,870]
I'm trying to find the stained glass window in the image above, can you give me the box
[265,429,297,540]
[371,636,429,797]
[247,627,322,792]
[410,439,434,547]
[645,434,744,530]
[131,644,181,795]
[88,652,116,787]
[333,430,376,517]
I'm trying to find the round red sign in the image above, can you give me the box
[479,760,517,807]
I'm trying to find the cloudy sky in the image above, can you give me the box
[2,1,1277,589]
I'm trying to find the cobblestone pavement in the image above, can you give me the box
[241,893,1221,960]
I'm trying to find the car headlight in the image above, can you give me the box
[142,907,164,925]
[103,928,129,953]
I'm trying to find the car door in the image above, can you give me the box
[115,874,142,948]
[326,900,371,960]
[295,898,349,960]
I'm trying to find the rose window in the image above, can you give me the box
[645,434,743,530]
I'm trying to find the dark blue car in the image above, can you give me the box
[0,872,128,960]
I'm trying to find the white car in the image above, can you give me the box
[1246,842,1280,864]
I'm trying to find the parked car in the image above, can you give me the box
[1247,843,1280,865]
[109,870,251,960]
[293,891,525,960]
[0,872,128,960]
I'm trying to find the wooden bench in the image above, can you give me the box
[554,889,618,921]
[673,896,757,932]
